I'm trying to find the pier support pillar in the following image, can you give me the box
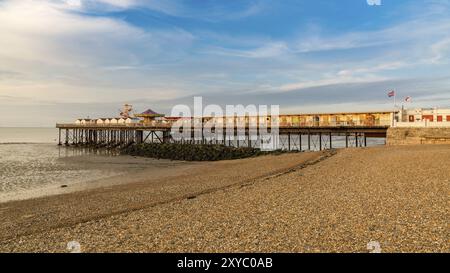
[288,132,291,151]
[138,131,144,144]
[163,131,170,143]
[329,132,332,149]
[319,133,322,151]
[65,129,69,145]
[308,133,311,151]
[299,133,302,151]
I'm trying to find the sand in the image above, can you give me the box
[0,145,448,253]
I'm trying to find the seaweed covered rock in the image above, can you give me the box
[121,143,266,161]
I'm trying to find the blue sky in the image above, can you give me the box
[0,0,449,126]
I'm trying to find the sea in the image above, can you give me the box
[0,128,162,202]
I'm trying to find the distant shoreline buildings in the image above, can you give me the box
[399,108,450,123]
[395,107,450,128]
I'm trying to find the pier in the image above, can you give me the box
[56,111,392,151]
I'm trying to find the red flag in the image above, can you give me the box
[388,90,395,97]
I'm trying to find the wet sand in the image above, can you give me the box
[5,156,202,202]
[0,145,448,253]
[0,144,200,202]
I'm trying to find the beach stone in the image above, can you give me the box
[0,145,448,253]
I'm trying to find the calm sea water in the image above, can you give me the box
[0,127,59,144]
[0,128,161,202]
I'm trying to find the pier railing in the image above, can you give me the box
[56,123,172,128]
[56,119,391,128]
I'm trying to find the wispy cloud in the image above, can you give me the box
[1,0,450,126]
[75,0,266,21]
[0,0,196,66]
[0,0,196,104]
[203,16,450,58]
[430,39,450,64]
[204,42,289,58]
[294,18,450,53]
[279,75,389,92]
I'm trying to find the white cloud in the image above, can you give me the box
[95,0,135,8]
[0,0,196,105]
[202,15,450,66]
[1,0,450,126]
[76,0,264,21]
[200,1,266,22]
[336,62,408,77]
[205,42,289,59]
[0,0,195,67]
[88,0,181,14]
[293,18,450,53]
[279,75,388,92]
[65,0,82,8]
[430,39,450,64]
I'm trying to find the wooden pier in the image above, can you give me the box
[57,111,394,151]
[56,123,389,151]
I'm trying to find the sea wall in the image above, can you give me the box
[387,127,450,145]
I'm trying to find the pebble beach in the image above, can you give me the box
[0,145,448,253]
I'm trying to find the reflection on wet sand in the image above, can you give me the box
[0,144,196,203]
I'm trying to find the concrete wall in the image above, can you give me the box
[387,127,450,145]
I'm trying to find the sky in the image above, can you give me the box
[0,0,449,126]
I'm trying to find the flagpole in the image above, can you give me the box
[393,91,397,126]
[394,93,396,109]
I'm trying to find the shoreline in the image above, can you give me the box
[0,145,448,252]
[0,156,204,203]
[0,151,327,243]
[0,144,204,203]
